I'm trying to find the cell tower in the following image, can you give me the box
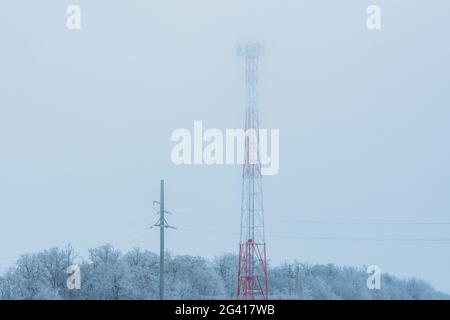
[236,41,268,300]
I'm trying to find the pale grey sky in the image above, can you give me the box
[1,1,450,293]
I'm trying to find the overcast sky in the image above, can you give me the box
[1,1,450,293]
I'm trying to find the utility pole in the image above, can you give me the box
[159,180,164,300]
[152,179,175,300]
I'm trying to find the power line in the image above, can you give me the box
[2,208,449,265]
[177,227,450,243]
[173,212,450,226]
[0,219,151,264]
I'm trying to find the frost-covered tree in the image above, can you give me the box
[80,244,131,300]
[166,255,225,299]
[37,246,76,299]
[123,247,159,299]
[1,246,448,300]
[13,254,49,299]
[213,253,238,299]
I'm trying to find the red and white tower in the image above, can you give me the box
[236,41,268,300]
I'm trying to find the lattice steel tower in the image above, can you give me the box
[236,41,268,300]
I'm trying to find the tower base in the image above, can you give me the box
[237,239,268,300]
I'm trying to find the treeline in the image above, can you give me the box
[0,245,447,300]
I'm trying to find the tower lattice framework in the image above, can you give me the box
[236,41,268,300]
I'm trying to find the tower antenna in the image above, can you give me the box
[236,41,268,300]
